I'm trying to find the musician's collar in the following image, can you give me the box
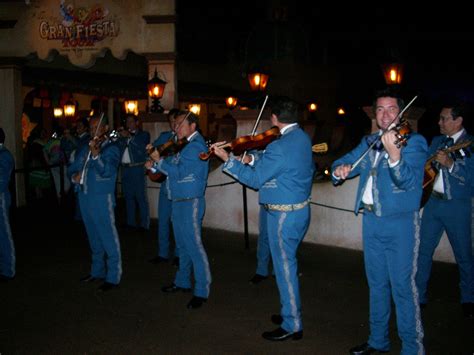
[449,128,464,142]
[280,123,298,135]
[187,131,199,142]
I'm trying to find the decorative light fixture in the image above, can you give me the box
[382,62,403,85]
[124,100,139,116]
[63,99,76,118]
[188,104,201,116]
[53,107,63,118]
[226,96,238,110]
[308,103,318,112]
[248,71,269,92]
[147,69,167,113]
[337,107,346,115]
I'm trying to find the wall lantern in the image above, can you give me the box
[226,96,238,109]
[63,99,76,118]
[248,71,269,92]
[188,104,201,116]
[53,107,63,118]
[148,69,167,113]
[308,102,318,112]
[382,62,403,85]
[337,107,346,115]
[124,100,139,116]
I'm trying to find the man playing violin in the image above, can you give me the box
[147,111,211,310]
[68,115,122,292]
[211,96,314,341]
[416,101,474,319]
[332,87,427,355]
[147,108,180,266]
[117,114,150,231]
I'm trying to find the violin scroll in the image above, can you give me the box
[392,120,411,148]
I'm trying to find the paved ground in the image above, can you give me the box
[1,198,473,354]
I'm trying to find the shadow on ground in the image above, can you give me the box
[1,198,473,354]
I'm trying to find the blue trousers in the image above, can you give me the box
[417,196,474,303]
[172,198,211,298]
[79,193,122,285]
[256,206,272,276]
[0,192,15,278]
[122,166,149,229]
[267,206,309,333]
[363,211,424,355]
[157,185,179,259]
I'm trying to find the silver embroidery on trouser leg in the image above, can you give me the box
[193,198,211,295]
[108,194,122,280]
[411,211,424,354]
[1,194,15,276]
[277,212,300,332]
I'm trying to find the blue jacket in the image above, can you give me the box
[0,145,14,195]
[153,132,209,201]
[429,131,474,201]
[331,132,428,216]
[153,131,174,147]
[117,129,150,165]
[68,140,120,195]
[223,125,314,204]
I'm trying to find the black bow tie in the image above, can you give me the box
[366,135,384,152]
[443,137,454,148]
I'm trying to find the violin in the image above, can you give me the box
[391,119,412,148]
[199,126,280,161]
[89,130,117,150]
[146,136,188,182]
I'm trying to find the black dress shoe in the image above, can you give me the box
[80,274,103,283]
[149,256,169,264]
[187,296,207,309]
[349,342,388,354]
[462,302,474,318]
[249,274,268,284]
[262,327,303,341]
[0,274,14,283]
[271,314,283,325]
[161,283,191,293]
[98,282,119,292]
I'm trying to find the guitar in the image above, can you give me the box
[312,142,328,154]
[420,140,472,208]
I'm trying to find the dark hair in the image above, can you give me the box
[0,128,5,144]
[271,96,299,123]
[372,87,405,113]
[79,117,90,129]
[168,108,180,119]
[443,100,469,120]
[125,114,138,122]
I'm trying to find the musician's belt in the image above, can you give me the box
[362,203,374,212]
[263,199,310,212]
[431,191,448,200]
[121,162,144,168]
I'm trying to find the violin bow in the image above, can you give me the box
[350,95,417,171]
[80,112,105,184]
[241,95,269,160]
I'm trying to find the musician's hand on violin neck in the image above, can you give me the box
[334,164,351,180]
[145,160,154,170]
[72,172,82,184]
[149,149,161,162]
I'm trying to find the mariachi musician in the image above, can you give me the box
[147,108,180,265]
[416,101,474,318]
[68,115,122,292]
[117,114,150,231]
[147,111,211,310]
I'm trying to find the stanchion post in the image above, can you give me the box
[242,184,249,250]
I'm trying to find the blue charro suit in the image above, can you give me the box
[223,124,314,333]
[117,129,150,229]
[331,131,427,354]
[417,130,474,304]
[153,131,211,298]
[151,131,179,260]
[68,139,122,285]
[0,144,15,278]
